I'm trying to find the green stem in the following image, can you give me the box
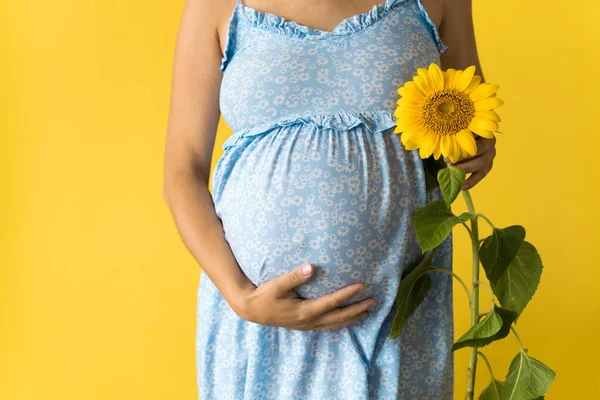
[510,325,525,352]
[477,351,496,381]
[423,247,438,265]
[431,267,471,303]
[463,189,480,400]
[461,222,472,236]
[475,280,495,303]
[477,213,496,229]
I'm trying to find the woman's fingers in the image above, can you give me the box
[298,283,367,323]
[315,311,370,331]
[270,263,317,296]
[442,135,496,190]
[310,297,376,329]
[452,153,489,174]
[462,160,493,190]
[250,263,372,330]
[473,136,495,156]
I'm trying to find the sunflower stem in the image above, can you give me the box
[431,267,471,303]
[477,213,496,230]
[462,189,480,400]
[477,351,496,381]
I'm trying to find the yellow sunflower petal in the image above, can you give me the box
[452,70,463,89]
[394,110,421,123]
[475,110,501,123]
[469,83,500,102]
[464,75,482,94]
[467,123,496,139]
[401,91,426,107]
[418,133,440,159]
[444,69,457,89]
[433,143,442,159]
[446,136,461,163]
[469,116,499,132]
[396,117,424,132]
[473,129,495,139]
[456,129,478,157]
[400,132,421,150]
[416,68,435,92]
[474,96,504,111]
[413,75,431,93]
[456,66,477,92]
[440,135,452,157]
[427,63,444,91]
[395,98,421,112]
[404,81,426,98]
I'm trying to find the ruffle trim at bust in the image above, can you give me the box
[222,110,397,150]
[239,0,408,40]
[221,0,448,71]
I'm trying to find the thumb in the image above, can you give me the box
[274,263,314,295]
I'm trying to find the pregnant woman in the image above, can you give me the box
[162,0,496,398]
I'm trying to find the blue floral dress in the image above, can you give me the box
[197,1,455,398]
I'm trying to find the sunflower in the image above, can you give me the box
[394,63,503,163]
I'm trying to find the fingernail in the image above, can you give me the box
[301,263,312,275]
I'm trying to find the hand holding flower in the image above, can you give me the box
[444,135,497,190]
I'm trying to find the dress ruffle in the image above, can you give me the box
[239,0,408,40]
[219,5,240,72]
[415,0,449,53]
[222,110,397,150]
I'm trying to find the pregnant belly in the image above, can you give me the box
[211,123,428,305]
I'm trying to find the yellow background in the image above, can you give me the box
[1,0,598,398]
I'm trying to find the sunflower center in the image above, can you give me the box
[422,89,475,136]
[439,103,454,115]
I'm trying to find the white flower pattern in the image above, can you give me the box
[198,0,454,399]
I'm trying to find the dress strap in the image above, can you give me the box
[237,0,242,5]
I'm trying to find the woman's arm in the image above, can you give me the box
[162,0,376,330]
[438,0,496,189]
[439,0,484,80]
[162,0,251,309]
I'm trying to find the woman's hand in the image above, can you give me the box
[445,135,497,190]
[232,263,377,331]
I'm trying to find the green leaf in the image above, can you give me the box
[479,225,526,283]
[491,241,543,316]
[503,350,531,400]
[451,305,518,352]
[437,166,466,207]
[390,254,436,339]
[479,379,505,400]
[415,200,472,252]
[526,357,556,399]
[503,349,555,400]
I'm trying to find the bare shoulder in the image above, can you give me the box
[178,0,236,56]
